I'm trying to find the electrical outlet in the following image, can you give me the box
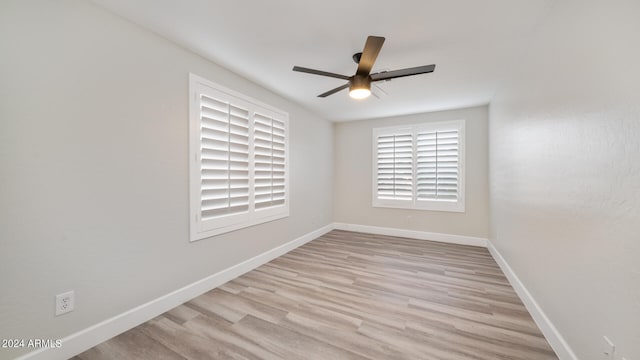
[55,290,74,316]
[603,336,615,358]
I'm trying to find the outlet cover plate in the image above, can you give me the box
[55,290,75,316]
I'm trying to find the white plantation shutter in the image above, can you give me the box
[416,129,459,202]
[199,95,250,219]
[253,113,286,209]
[376,133,413,201]
[190,74,289,241]
[373,120,465,212]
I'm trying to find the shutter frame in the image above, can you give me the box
[189,74,289,241]
[372,120,465,213]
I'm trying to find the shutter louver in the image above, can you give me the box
[376,133,413,201]
[199,95,250,220]
[416,129,459,202]
[254,113,286,209]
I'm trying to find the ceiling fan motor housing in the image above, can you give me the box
[350,74,371,91]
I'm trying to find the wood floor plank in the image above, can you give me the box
[76,326,186,360]
[232,315,368,360]
[182,314,281,360]
[76,230,558,359]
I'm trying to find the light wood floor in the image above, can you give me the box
[73,230,558,360]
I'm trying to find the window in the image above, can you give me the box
[189,74,289,241]
[373,120,465,212]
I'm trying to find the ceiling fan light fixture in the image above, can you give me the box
[349,87,371,99]
[349,76,371,99]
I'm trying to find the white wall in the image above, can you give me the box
[0,1,332,359]
[334,106,489,239]
[489,0,640,359]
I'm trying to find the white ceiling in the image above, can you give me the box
[92,0,554,121]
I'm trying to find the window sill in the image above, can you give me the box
[372,201,465,213]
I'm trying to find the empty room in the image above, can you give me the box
[1,0,638,359]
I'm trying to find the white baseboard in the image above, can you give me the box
[333,222,488,247]
[17,223,334,360]
[487,240,577,360]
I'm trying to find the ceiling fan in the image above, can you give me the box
[292,35,436,100]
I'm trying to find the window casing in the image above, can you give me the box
[372,120,465,212]
[189,74,289,241]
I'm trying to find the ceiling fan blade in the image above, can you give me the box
[371,64,436,81]
[318,83,349,98]
[292,66,350,80]
[356,36,385,76]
